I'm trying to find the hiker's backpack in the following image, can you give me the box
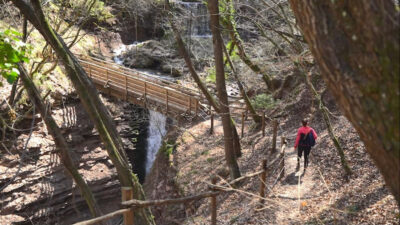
[299,131,316,147]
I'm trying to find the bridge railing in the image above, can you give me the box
[78,58,200,116]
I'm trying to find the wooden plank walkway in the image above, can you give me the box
[78,56,201,118]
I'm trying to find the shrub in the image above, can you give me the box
[251,93,275,110]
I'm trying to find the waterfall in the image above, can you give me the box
[145,110,167,174]
[177,1,211,37]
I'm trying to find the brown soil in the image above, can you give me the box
[144,80,399,224]
[0,91,150,224]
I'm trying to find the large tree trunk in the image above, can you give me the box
[208,0,241,179]
[18,64,103,219]
[289,0,399,205]
[12,1,154,223]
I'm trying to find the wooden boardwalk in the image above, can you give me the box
[78,56,202,118]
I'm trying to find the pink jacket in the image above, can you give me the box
[294,126,317,148]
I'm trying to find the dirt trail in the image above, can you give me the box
[273,146,321,224]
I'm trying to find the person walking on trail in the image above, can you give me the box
[294,119,318,170]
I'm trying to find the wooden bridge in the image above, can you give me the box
[78,56,202,118]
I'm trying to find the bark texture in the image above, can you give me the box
[289,0,399,204]
[12,0,154,223]
[208,0,241,179]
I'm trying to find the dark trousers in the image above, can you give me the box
[298,146,311,168]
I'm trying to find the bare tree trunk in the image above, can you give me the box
[18,64,103,219]
[224,0,274,90]
[165,0,242,158]
[12,1,154,223]
[208,0,241,179]
[289,0,399,205]
[9,16,27,107]
[298,65,352,177]
[221,35,261,124]
[165,0,220,112]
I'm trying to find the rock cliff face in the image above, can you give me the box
[0,96,149,224]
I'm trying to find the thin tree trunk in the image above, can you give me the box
[299,65,352,177]
[18,63,103,219]
[289,0,399,205]
[208,0,241,179]
[224,0,274,90]
[9,16,27,107]
[12,1,154,223]
[165,0,220,112]
[165,0,242,158]
[221,34,261,124]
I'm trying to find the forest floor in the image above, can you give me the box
[146,81,400,225]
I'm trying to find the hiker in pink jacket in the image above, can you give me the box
[294,119,317,170]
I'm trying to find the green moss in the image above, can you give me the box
[162,139,178,157]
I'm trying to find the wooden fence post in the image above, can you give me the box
[210,112,214,134]
[106,70,111,95]
[259,159,267,206]
[188,97,192,115]
[125,76,128,101]
[210,176,217,225]
[262,112,265,137]
[279,136,286,180]
[241,112,245,138]
[121,187,134,225]
[144,82,147,107]
[194,99,198,116]
[272,120,278,152]
[166,89,169,113]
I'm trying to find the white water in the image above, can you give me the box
[112,42,141,65]
[145,110,167,174]
[177,1,211,37]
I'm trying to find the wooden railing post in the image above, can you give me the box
[144,82,147,107]
[121,187,134,225]
[210,176,217,225]
[125,76,128,101]
[210,112,214,134]
[272,120,278,152]
[194,99,198,116]
[241,112,245,138]
[259,159,267,206]
[106,69,111,95]
[166,89,169,113]
[262,112,265,137]
[279,136,286,180]
[188,97,192,115]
